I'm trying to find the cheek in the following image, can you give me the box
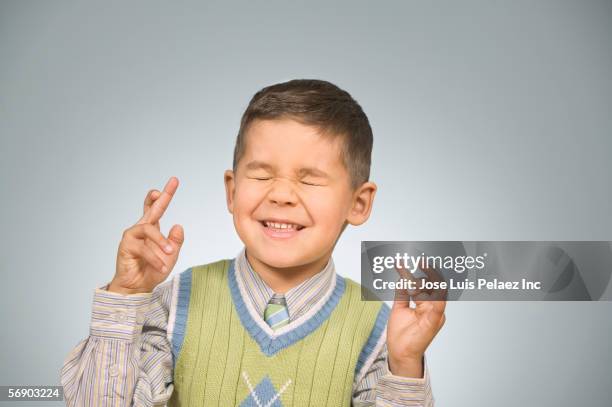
[305,190,349,229]
[233,182,260,214]
[232,187,262,236]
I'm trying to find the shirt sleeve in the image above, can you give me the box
[353,342,434,407]
[60,278,176,407]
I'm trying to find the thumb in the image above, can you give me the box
[168,224,185,247]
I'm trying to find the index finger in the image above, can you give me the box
[139,177,179,225]
[415,265,448,308]
[143,189,161,215]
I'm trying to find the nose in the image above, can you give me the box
[267,178,298,206]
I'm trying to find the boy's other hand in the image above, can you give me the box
[108,176,184,295]
[386,265,446,378]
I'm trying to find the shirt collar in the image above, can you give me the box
[234,247,336,321]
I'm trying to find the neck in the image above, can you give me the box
[245,249,332,294]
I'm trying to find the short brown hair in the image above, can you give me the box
[232,79,373,189]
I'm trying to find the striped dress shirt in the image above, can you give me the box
[61,247,434,406]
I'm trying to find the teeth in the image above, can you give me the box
[264,221,301,230]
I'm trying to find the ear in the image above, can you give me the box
[346,181,377,226]
[224,169,236,214]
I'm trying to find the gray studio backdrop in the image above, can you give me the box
[1,1,611,406]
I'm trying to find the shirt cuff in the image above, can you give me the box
[89,284,153,341]
[376,355,432,406]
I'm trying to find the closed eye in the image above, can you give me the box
[301,180,323,186]
[248,176,272,181]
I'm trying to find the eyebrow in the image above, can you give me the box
[244,161,330,178]
[296,167,330,178]
[245,160,275,171]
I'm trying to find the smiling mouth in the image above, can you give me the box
[259,220,305,231]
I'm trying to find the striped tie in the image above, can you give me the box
[264,294,290,330]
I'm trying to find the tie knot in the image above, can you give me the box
[268,293,286,306]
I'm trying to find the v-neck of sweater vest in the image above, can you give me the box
[234,247,336,323]
[228,258,346,356]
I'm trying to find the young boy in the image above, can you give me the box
[61,79,445,406]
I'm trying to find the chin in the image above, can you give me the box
[252,246,309,269]
[258,250,306,268]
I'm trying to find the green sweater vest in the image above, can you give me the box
[168,258,389,407]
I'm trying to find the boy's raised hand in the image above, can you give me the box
[386,266,447,378]
[108,177,184,295]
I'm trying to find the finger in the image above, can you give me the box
[143,189,161,215]
[420,299,447,330]
[412,292,446,315]
[430,283,449,304]
[167,224,185,247]
[397,265,431,296]
[418,265,443,283]
[421,274,447,302]
[136,243,168,273]
[416,265,448,303]
[413,291,431,303]
[392,264,420,309]
[431,299,447,314]
[141,177,179,225]
[144,237,168,264]
[138,190,161,225]
[395,263,417,284]
[392,283,410,309]
[144,224,184,267]
[412,284,447,309]
[126,224,174,255]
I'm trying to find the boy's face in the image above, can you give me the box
[224,118,376,270]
